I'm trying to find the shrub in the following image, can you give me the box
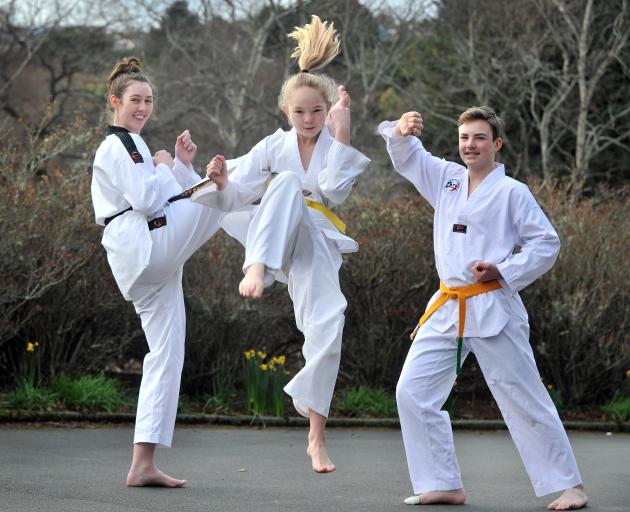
[48,374,130,413]
[4,379,53,411]
[334,386,397,418]
[602,397,630,423]
[525,184,630,405]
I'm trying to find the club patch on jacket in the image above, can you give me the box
[444,178,460,192]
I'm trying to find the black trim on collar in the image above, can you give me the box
[107,125,131,135]
[108,125,144,164]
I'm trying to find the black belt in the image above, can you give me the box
[103,178,212,229]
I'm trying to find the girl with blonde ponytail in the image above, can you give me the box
[92,57,223,487]
[193,15,370,473]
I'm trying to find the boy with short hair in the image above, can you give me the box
[378,107,587,510]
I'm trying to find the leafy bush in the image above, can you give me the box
[602,398,630,423]
[4,379,54,411]
[525,184,630,405]
[334,386,397,418]
[48,374,130,413]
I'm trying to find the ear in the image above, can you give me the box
[109,94,119,111]
[282,105,292,125]
[494,137,503,152]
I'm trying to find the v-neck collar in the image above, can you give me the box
[290,125,332,173]
[466,163,505,199]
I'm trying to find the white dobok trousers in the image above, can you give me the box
[244,171,346,418]
[127,199,221,447]
[396,317,583,497]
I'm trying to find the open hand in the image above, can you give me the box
[175,129,197,166]
[396,111,423,137]
[206,154,228,190]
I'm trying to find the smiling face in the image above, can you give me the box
[458,119,502,174]
[282,86,329,141]
[110,80,153,134]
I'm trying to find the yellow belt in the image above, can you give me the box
[304,198,346,234]
[411,280,502,375]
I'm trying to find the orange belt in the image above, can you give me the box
[411,280,502,375]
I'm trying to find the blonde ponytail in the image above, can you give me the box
[278,15,341,110]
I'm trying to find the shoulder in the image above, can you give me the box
[247,128,286,154]
[502,175,541,213]
[440,162,466,189]
[105,126,146,164]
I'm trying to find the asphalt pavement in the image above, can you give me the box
[0,425,628,512]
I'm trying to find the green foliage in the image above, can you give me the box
[202,392,231,415]
[378,86,405,120]
[602,398,630,423]
[48,374,130,413]
[334,386,397,418]
[3,374,129,413]
[603,397,630,423]
[243,350,289,417]
[546,385,565,413]
[4,379,53,411]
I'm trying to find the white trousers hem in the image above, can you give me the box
[533,476,583,498]
[133,432,171,448]
[412,478,464,495]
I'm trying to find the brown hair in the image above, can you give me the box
[278,15,341,110]
[457,106,503,140]
[107,57,153,111]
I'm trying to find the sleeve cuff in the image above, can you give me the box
[496,260,518,294]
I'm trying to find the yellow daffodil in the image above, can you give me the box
[547,384,553,390]
[26,342,35,352]
[273,355,286,365]
[244,349,256,360]
[260,364,269,371]
[257,351,267,359]
[626,369,630,379]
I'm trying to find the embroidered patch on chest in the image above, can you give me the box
[444,178,460,192]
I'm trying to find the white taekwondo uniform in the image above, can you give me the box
[378,120,582,497]
[192,125,370,417]
[92,125,221,447]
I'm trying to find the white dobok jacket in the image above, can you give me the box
[379,121,561,338]
[92,126,199,299]
[192,125,371,266]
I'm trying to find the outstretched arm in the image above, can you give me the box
[378,111,457,208]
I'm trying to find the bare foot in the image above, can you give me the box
[404,489,466,505]
[547,485,588,510]
[307,440,336,473]
[127,465,186,487]
[239,263,265,299]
